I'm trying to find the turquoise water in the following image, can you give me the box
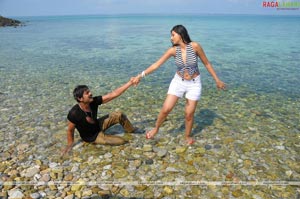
[0,14,300,197]
[1,14,299,130]
[1,15,300,95]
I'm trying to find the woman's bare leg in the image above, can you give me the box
[184,98,198,144]
[146,94,179,138]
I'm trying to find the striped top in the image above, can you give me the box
[175,43,199,76]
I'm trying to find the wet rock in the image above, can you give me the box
[64,194,74,199]
[156,148,168,158]
[0,16,22,27]
[143,144,153,152]
[175,147,187,154]
[145,159,154,165]
[30,192,41,199]
[205,144,212,150]
[163,186,173,194]
[8,189,24,198]
[71,179,86,192]
[232,189,243,197]
[114,169,129,178]
[166,167,180,172]
[21,166,40,178]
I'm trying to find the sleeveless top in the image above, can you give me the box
[175,43,199,76]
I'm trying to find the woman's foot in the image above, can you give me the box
[185,137,195,145]
[145,129,158,139]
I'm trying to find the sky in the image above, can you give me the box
[0,0,299,17]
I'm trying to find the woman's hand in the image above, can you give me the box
[216,80,226,90]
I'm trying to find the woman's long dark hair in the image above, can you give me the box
[171,25,192,45]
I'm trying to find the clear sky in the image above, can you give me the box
[0,0,299,17]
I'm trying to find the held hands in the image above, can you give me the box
[131,74,142,86]
[130,71,146,86]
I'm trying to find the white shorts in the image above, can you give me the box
[167,73,202,101]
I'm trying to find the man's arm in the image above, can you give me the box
[61,121,76,156]
[102,78,133,104]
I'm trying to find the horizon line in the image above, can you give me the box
[4,12,300,18]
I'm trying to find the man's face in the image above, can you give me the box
[79,89,93,103]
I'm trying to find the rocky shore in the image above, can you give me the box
[0,16,22,27]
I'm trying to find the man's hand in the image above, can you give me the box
[61,144,73,157]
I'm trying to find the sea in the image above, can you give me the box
[0,14,299,197]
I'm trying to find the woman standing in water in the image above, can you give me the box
[134,25,226,145]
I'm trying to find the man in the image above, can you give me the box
[62,78,137,156]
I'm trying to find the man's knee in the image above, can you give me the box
[111,111,126,119]
[94,132,126,146]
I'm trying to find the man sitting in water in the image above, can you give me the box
[62,78,138,156]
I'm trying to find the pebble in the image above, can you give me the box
[21,166,40,178]
[205,144,212,150]
[145,159,154,165]
[30,192,41,199]
[8,189,24,198]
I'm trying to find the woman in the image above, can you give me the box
[134,25,226,145]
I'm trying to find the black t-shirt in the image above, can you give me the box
[67,96,103,142]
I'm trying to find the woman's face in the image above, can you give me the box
[171,31,182,45]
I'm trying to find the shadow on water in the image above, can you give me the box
[97,110,224,137]
[178,109,224,136]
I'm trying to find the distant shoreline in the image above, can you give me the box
[0,16,22,27]
[4,13,300,19]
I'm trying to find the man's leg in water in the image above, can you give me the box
[94,111,135,145]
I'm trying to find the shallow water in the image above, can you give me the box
[0,14,299,198]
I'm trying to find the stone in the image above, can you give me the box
[120,188,130,197]
[48,181,57,190]
[205,144,212,150]
[64,194,74,199]
[8,189,24,199]
[40,174,50,182]
[135,185,147,191]
[166,167,180,172]
[82,190,93,197]
[163,186,173,194]
[64,173,73,181]
[30,192,41,199]
[243,159,252,168]
[143,144,153,152]
[232,189,243,197]
[21,166,40,177]
[114,169,129,178]
[175,147,187,154]
[71,179,86,192]
[17,144,29,152]
[145,159,154,165]
[157,149,168,158]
